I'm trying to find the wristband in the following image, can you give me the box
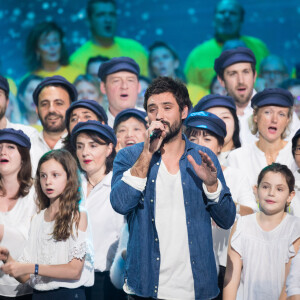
[34,264,39,275]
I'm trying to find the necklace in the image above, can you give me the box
[87,177,95,189]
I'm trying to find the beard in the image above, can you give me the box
[39,112,66,133]
[0,106,6,120]
[161,119,183,145]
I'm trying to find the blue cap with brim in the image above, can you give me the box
[113,108,147,130]
[0,76,9,94]
[251,88,294,108]
[33,75,78,106]
[185,111,227,138]
[70,120,117,149]
[0,128,31,149]
[193,94,236,112]
[65,99,108,130]
[98,57,140,81]
[214,47,256,76]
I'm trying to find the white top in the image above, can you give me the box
[107,110,115,128]
[291,169,300,217]
[80,172,124,272]
[19,208,94,291]
[286,249,300,297]
[121,164,222,298]
[212,166,257,267]
[227,141,295,188]
[30,131,67,174]
[231,213,300,300]
[155,161,195,300]
[0,187,37,297]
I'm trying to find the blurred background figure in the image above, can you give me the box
[137,76,151,109]
[281,78,300,119]
[185,0,269,90]
[148,41,208,105]
[258,54,289,89]
[70,0,148,76]
[74,74,107,110]
[17,74,43,130]
[86,55,110,78]
[209,76,227,96]
[25,21,81,82]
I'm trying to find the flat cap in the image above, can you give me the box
[251,88,294,108]
[65,99,108,130]
[113,108,147,130]
[193,94,236,112]
[185,111,227,138]
[0,128,31,149]
[33,75,78,106]
[214,47,256,76]
[70,120,117,148]
[98,57,140,81]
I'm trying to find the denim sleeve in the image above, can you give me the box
[110,147,144,215]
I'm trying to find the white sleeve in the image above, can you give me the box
[121,168,147,192]
[202,179,222,203]
[286,249,300,297]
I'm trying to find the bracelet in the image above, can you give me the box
[34,264,39,276]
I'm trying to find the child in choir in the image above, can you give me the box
[223,163,300,300]
[0,149,94,299]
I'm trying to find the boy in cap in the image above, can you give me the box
[98,57,141,127]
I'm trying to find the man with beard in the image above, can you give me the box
[70,0,148,76]
[110,77,235,299]
[214,47,300,144]
[32,75,77,169]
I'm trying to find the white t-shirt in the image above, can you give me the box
[0,187,36,297]
[80,172,124,272]
[212,166,257,267]
[155,161,195,300]
[19,208,94,291]
[231,213,300,300]
[227,141,295,187]
[286,249,300,298]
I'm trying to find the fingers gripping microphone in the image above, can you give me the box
[150,129,162,143]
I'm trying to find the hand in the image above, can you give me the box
[116,138,123,153]
[0,247,9,262]
[144,121,166,154]
[1,262,28,278]
[188,150,218,191]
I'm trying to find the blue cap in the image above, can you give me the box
[98,57,140,81]
[214,47,256,76]
[33,75,78,106]
[0,128,31,149]
[65,99,108,130]
[193,94,236,112]
[251,88,294,108]
[0,76,9,94]
[70,120,117,148]
[185,111,227,138]
[113,108,147,130]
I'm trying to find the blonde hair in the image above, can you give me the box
[249,105,293,139]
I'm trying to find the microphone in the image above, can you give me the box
[150,129,162,143]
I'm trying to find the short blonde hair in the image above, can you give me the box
[248,106,293,139]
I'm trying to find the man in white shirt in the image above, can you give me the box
[110,77,236,299]
[98,57,141,127]
[214,47,300,144]
[31,75,78,169]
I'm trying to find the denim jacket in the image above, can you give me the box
[110,135,236,300]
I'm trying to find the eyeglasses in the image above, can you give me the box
[294,146,300,155]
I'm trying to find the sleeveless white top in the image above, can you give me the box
[231,213,300,300]
[19,208,94,291]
